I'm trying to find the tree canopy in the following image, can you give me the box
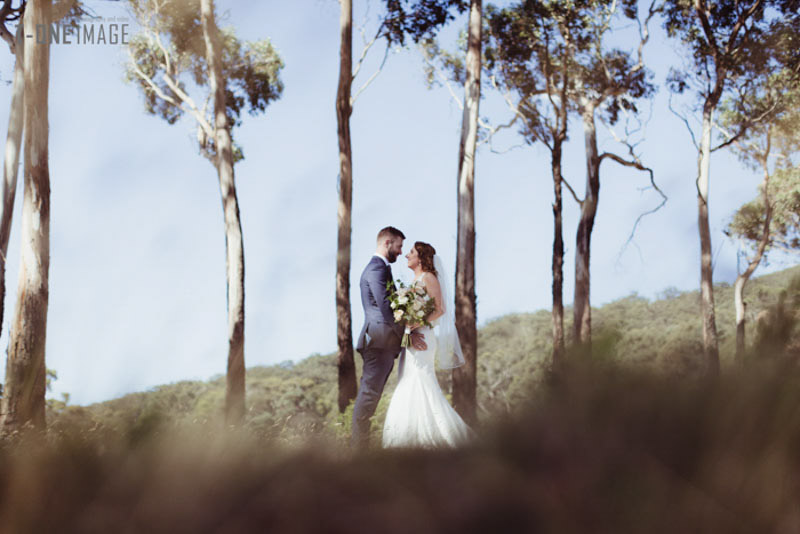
[124,0,283,162]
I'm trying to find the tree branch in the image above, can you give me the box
[668,93,699,149]
[426,58,518,153]
[631,0,662,74]
[711,99,779,152]
[0,0,18,54]
[127,49,182,109]
[599,115,669,254]
[561,175,583,204]
[694,0,720,62]
[351,37,390,106]
[162,71,215,138]
[352,21,384,82]
[723,0,764,57]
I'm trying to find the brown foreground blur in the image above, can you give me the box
[2,344,800,534]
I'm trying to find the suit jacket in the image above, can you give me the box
[356,256,404,354]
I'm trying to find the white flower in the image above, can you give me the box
[394,310,403,321]
[413,301,422,311]
[398,297,408,305]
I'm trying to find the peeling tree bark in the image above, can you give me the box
[452,0,481,426]
[1,0,51,434]
[549,54,570,370]
[574,101,600,353]
[688,0,762,375]
[551,144,565,367]
[697,104,720,375]
[201,0,245,425]
[0,19,25,344]
[335,0,357,413]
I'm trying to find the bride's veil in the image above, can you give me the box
[433,254,465,369]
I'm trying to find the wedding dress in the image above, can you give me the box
[382,274,472,448]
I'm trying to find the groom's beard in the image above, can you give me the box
[387,251,398,263]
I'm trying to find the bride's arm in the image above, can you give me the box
[423,272,445,323]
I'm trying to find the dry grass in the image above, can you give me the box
[2,348,800,533]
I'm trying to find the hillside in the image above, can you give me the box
[48,265,800,442]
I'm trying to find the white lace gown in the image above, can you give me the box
[382,279,473,448]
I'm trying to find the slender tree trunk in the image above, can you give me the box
[551,144,565,368]
[335,0,356,413]
[452,0,481,426]
[202,0,245,425]
[549,54,570,371]
[697,104,720,375]
[1,0,51,434]
[733,276,746,358]
[574,102,599,353]
[735,154,773,361]
[0,20,25,340]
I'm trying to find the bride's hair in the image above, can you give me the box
[414,242,437,276]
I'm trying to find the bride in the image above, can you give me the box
[382,241,473,448]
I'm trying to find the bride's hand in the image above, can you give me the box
[409,330,427,351]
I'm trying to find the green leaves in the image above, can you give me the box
[123,0,283,161]
[382,0,468,46]
[726,165,800,257]
[483,0,655,147]
[387,279,436,328]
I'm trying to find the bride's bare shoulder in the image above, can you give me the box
[422,271,441,289]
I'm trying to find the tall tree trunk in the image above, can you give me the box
[202,0,245,425]
[551,144,565,368]
[697,104,720,375]
[1,0,51,434]
[734,154,773,361]
[453,0,481,426]
[0,20,25,340]
[335,0,356,413]
[574,102,600,353]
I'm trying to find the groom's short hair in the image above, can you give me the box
[377,226,405,243]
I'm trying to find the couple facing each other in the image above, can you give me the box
[351,226,472,449]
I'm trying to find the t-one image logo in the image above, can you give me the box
[29,20,130,45]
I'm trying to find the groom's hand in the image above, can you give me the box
[410,330,427,351]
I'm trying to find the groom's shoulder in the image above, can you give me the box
[365,256,383,268]
[362,256,385,274]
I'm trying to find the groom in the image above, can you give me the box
[351,226,426,448]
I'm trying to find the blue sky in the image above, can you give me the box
[0,0,793,405]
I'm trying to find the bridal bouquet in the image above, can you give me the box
[387,279,436,347]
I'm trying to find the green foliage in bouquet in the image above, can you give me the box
[387,279,437,346]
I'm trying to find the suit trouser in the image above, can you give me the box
[351,345,396,447]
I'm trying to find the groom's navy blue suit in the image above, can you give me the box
[352,255,404,447]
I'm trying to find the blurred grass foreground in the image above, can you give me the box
[0,267,798,533]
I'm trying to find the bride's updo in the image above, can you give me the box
[414,242,437,276]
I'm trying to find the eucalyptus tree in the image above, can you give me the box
[0,0,87,433]
[0,0,52,434]
[485,1,573,367]
[334,0,466,413]
[484,0,662,364]
[720,71,800,359]
[124,0,283,423]
[335,0,355,415]
[448,0,481,424]
[663,0,799,374]
[568,1,660,352]
[0,3,26,357]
